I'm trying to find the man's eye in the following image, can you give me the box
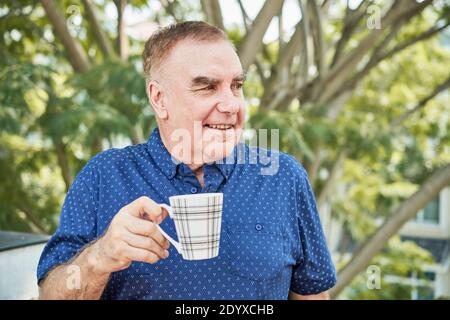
[232,83,243,90]
[202,85,215,91]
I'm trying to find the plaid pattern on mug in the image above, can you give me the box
[170,193,223,260]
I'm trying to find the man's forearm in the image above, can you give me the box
[39,242,111,300]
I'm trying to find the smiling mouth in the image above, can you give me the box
[204,124,234,130]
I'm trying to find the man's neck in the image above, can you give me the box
[191,165,205,188]
[158,127,205,188]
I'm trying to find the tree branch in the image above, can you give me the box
[315,0,433,105]
[305,148,325,189]
[90,136,103,157]
[321,0,332,11]
[236,0,269,88]
[278,8,285,55]
[130,125,145,145]
[114,0,128,60]
[307,0,325,77]
[314,75,449,219]
[331,0,371,67]
[277,18,304,74]
[160,0,181,22]
[237,0,285,70]
[200,0,225,30]
[236,0,251,26]
[16,202,48,234]
[334,20,450,104]
[261,20,303,108]
[81,0,117,60]
[53,138,72,192]
[330,163,450,298]
[317,148,348,212]
[40,0,90,73]
[390,74,450,127]
[375,21,450,68]
[293,0,310,94]
[261,0,309,111]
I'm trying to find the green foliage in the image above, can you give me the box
[250,108,337,162]
[340,237,434,300]
[0,4,157,233]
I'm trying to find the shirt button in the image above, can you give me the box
[190,187,198,194]
[255,223,263,231]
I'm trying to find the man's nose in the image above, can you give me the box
[216,90,241,114]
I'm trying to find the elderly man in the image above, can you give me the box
[37,21,336,300]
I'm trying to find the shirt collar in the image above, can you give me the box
[212,146,237,180]
[147,128,179,179]
[146,127,236,180]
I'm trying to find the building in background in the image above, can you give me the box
[0,231,49,299]
[399,187,450,299]
[323,187,450,299]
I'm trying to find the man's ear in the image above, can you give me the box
[147,80,168,119]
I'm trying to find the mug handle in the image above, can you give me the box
[156,203,182,254]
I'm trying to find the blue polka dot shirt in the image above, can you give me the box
[37,128,336,299]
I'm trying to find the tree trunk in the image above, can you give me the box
[305,148,324,188]
[16,202,48,234]
[238,0,284,70]
[330,164,450,298]
[82,0,117,60]
[317,148,347,213]
[91,136,103,157]
[130,125,145,145]
[40,0,90,73]
[160,0,181,22]
[200,0,224,30]
[54,139,72,192]
[114,0,128,60]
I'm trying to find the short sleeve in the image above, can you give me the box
[36,164,99,284]
[290,166,337,295]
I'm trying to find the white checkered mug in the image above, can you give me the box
[156,193,223,260]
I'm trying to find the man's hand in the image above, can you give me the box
[89,196,171,276]
[39,196,170,300]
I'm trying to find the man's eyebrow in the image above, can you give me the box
[233,71,247,82]
[190,71,247,87]
[190,76,220,87]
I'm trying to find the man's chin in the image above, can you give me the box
[201,141,237,164]
[202,128,241,163]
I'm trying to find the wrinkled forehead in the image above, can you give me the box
[159,39,243,83]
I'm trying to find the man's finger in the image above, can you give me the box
[124,231,169,259]
[159,206,170,223]
[125,217,170,249]
[123,245,160,264]
[125,196,165,223]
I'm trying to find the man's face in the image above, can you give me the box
[151,39,245,165]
